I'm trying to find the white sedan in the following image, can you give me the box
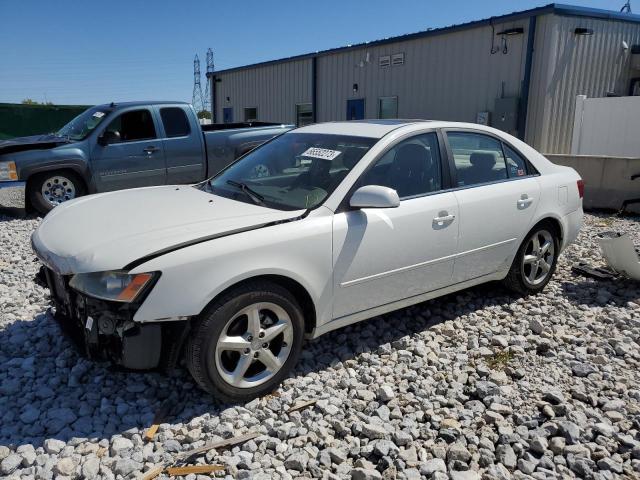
[31,120,583,401]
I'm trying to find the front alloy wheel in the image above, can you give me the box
[215,302,293,388]
[186,281,304,401]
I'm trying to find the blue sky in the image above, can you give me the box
[0,0,625,105]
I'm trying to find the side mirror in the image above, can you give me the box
[98,130,120,146]
[350,185,400,209]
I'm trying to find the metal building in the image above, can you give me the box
[207,4,640,154]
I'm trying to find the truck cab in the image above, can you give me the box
[0,101,293,215]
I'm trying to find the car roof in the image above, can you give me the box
[95,101,190,109]
[294,120,498,138]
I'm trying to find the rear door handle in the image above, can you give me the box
[517,194,534,209]
[144,146,159,154]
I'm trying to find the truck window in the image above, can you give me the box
[160,107,191,138]
[104,109,156,143]
[244,107,257,122]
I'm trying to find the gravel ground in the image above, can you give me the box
[0,212,639,480]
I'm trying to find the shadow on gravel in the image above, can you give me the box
[0,208,30,220]
[560,277,640,307]
[0,281,517,449]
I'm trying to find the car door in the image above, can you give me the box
[90,108,166,192]
[332,132,459,319]
[157,106,206,184]
[444,130,540,282]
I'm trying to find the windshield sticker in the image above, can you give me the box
[301,147,342,161]
[92,111,105,118]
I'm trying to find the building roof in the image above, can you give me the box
[209,3,640,76]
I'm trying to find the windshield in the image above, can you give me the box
[210,132,377,210]
[56,106,111,140]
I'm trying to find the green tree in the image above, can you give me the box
[197,110,212,120]
[21,98,54,106]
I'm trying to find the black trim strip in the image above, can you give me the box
[518,15,537,140]
[123,214,306,271]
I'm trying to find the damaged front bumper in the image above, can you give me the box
[0,180,26,209]
[39,266,189,370]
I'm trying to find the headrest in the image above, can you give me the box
[470,152,497,169]
[342,148,361,169]
[395,144,430,171]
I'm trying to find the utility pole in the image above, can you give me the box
[192,54,205,117]
[203,48,214,120]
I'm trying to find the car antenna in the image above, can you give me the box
[110,102,115,107]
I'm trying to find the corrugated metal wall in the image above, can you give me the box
[214,18,531,129]
[316,20,529,123]
[525,14,640,153]
[213,12,640,152]
[214,58,312,124]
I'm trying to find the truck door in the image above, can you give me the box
[90,108,167,192]
[157,106,206,184]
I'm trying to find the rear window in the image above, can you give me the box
[160,107,191,138]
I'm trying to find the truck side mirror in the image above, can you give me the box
[98,130,120,146]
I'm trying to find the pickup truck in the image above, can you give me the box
[0,101,293,215]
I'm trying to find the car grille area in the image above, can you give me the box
[39,266,165,370]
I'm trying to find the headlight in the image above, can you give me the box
[0,161,18,181]
[69,271,158,303]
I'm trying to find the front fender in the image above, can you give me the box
[8,146,91,192]
[129,214,334,328]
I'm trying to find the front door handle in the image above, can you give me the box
[144,146,159,154]
[433,212,456,226]
[517,194,534,209]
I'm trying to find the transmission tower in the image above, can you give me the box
[203,48,214,117]
[192,54,205,114]
[621,1,632,13]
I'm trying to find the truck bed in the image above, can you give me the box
[201,121,283,132]
[203,122,293,175]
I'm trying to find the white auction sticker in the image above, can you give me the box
[93,111,105,118]
[301,147,342,161]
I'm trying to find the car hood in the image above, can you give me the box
[32,185,304,274]
[0,134,71,156]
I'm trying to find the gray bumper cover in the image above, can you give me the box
[0,181,26,209]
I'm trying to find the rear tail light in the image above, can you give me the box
[577,179,584,199]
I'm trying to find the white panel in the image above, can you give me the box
[571,95,640,156]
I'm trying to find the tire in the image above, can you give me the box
[503,222,559,295]
[28,171,86,215]
[185,281,305,402]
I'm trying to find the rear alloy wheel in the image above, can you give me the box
[522,229,555,287]
[504,223,559,294]
[186,282,304,401]
[29,171,86,215]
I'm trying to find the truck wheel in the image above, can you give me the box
[28,171,86,215]
[186,281,304,402]
[503,222,559,295]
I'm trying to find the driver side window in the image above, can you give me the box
[359,132,442,199]
[104,109,157,143]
